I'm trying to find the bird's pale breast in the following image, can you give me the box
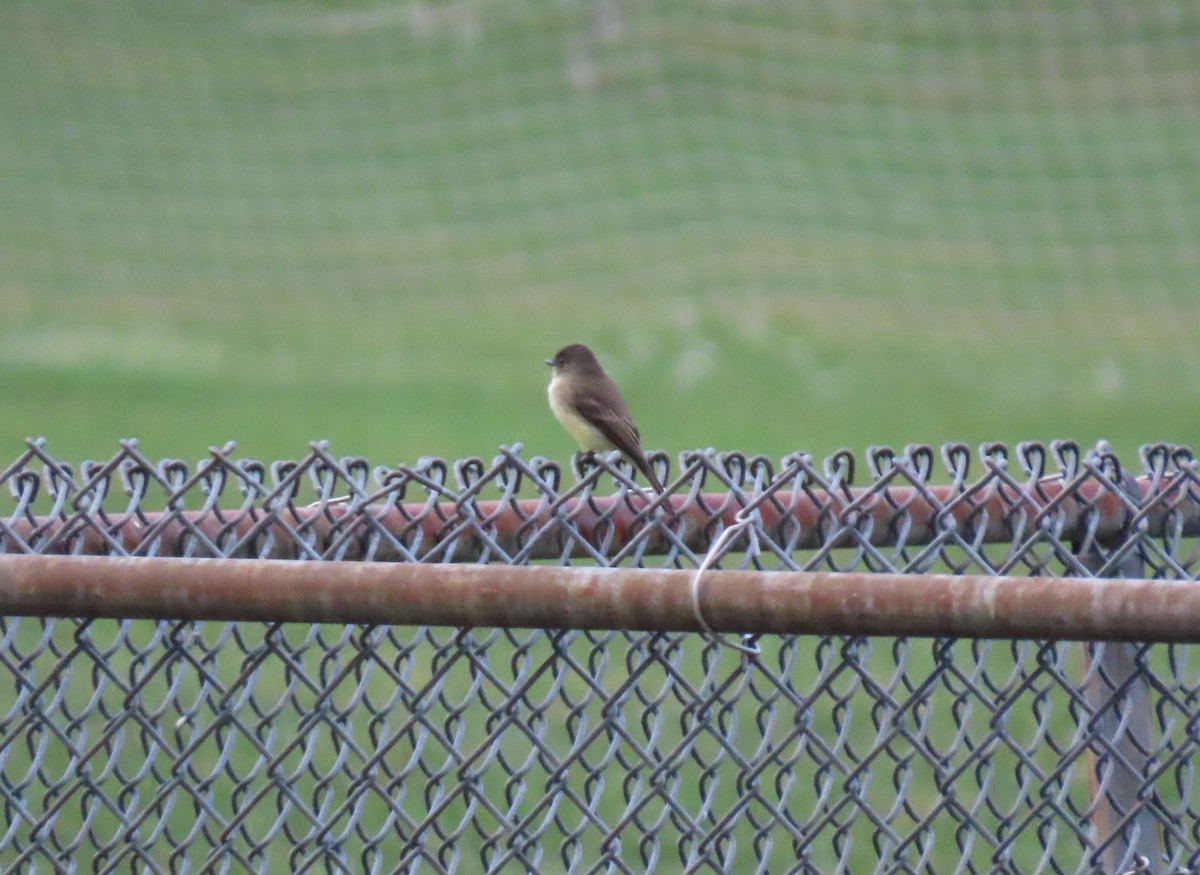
[548,374,613,452]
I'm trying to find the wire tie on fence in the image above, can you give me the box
[690,507,761,656]
[1117,855,1149,875]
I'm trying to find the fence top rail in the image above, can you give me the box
[1,439,1197,576]
[2,555,1197,641]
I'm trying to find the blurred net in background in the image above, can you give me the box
[1,1,1199,458]
[6,1,1198,305]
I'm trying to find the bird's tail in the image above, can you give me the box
[633,453,665,494]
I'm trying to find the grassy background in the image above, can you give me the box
[1,2,1198,871]
[2,0,1198,470]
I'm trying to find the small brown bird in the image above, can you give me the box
[545,343,664,492]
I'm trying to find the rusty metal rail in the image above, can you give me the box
[1,555,1199,641]
[2,439,1197,569]
[4,474,1198,562]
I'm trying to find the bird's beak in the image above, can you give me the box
[544,359,555,367]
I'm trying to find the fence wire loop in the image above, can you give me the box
[690,507,762,656]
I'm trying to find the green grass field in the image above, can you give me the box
[1,2,1198,871]
[2,0,1197,470]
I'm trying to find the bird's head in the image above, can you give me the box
[545,343,603,375]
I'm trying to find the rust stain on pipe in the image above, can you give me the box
[0,554,1196,642]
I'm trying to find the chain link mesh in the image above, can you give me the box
[1,440,1198,873]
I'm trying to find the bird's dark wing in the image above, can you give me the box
[573,393,640,455]
[574,393,664,492]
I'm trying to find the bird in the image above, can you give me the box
[545,343,665,493]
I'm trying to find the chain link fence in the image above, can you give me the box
[1,439,1198,873]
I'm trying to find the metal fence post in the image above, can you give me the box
[1079,469,1160,875]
